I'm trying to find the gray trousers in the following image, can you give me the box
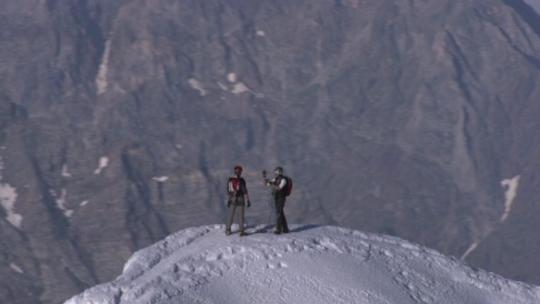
[226,203,245,232]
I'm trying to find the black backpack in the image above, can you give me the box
[281,176,293,197]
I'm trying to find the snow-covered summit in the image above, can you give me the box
[65,225,540,304]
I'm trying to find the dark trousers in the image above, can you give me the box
[274,196,289,233]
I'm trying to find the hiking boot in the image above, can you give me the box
[239,231,247,237]
[273,230,282,235]
[225,229,232,236]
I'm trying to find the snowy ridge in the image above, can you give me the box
[65,225,540,304]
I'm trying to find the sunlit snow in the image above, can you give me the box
[152,176,169,183]
[65,225,540,304]
[0,155,21,227]
[460,241,479,260]
[0,183,21,228]
[96,39,112,95]
[217,81,229,91]
[227,72,237,83]
[188,78,207,96]
[52,189,74,218]
[61,164,72,177]
[10,263,24,274]
[231,82,250,94]
[94,156,109,175]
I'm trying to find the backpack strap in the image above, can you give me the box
[276,175,287,191]
[228,177,237,194]
[228,177,246,196]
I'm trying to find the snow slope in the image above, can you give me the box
[65,225,540,304]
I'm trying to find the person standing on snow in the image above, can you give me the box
[264,166,291,234]
[225,165,251,236]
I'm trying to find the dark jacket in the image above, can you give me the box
[227,176,248,205]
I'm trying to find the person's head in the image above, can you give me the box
[274,166,283,176]
[234,165,243,177]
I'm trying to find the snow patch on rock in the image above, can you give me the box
[256,30,266,37]
[217,81,229,91]
[460,241,479,260]
[188,78,207,96]
[461,175,522,260]
[231,82,250,94]
[66,225,540,304]
[223,73,253,95]
[0,155,21,228]
[10,263,24,274]
[61,164,72,177]
[96,39,112,95]
[51,189,74,218]
[500,175,520,222]
[0,184,21,228]
[227,72,237,83]
[80,200,89,207]
[152,176,169,183]
[94,156,109,175]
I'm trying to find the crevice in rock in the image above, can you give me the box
[27,155,70,238]
[121,146,170,250]
[157,183,165,204]
[476,10,540,70]
[69,0,107,90]
[445,31,479,82]
[446,36,473,103]
[495,25,540,70]
[236,10,264,86]
[216,1,233,72]
[197,141,215,211]
[460,106,476,172]
[23,126,99,291]
[64,265,90,291]
[67,235,99,284]
[511,12,536,51]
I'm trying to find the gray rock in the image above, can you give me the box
[1,0,540,303]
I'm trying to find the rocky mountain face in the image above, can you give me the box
[525,0,540,13]
[1,0,540,303]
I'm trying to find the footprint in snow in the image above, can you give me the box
[266,262,288,269]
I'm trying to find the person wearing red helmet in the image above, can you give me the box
[225,165,251,236]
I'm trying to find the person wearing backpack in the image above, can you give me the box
[265,166,291,234]
[225,165,251,236]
